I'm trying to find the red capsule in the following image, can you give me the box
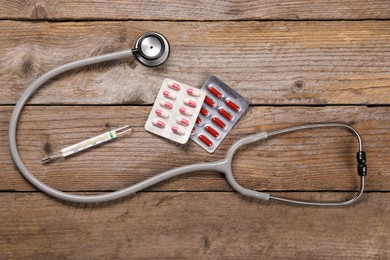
[196,117,202,125]
[199,134,213,147]
[205,126,219,138]
[208,85,222,98]
[212,117,226,129]
[200,107,208,117]
[225,99,240,112]
[204,96,215,107]
[218,108,233,121]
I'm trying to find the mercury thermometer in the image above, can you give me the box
[41,125,132,163]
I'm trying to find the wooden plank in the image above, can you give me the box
[0,0,389,20]
[1,20,390,105]
[0,192,389,259]
[1,105,389,192]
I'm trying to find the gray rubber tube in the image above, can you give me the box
[8,50,205,203]
[9,50,365,205]
[266,123,365,206]
[8,50,269,203]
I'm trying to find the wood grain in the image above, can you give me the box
[1,20,390,105]
[2,105,389,192]
[0,0,389,20]
[0,192,389,259]
[1,1,389,259]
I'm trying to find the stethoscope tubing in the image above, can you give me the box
[8,34,366,205]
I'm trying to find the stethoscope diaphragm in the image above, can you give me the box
[133,32,170,67]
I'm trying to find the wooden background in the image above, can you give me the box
[1,1,390,258]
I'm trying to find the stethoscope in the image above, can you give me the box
[9,32,367,206]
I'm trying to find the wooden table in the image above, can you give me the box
[1,1,390,258]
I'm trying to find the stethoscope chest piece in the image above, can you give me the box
[133,32,170,67]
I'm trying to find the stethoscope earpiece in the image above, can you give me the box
[133,32,170,67]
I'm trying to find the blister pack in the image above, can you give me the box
[190,76,249,153]
[145,78,205,144]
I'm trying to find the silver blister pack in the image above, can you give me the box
[190,76,250,153]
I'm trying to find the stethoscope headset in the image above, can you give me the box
[9,32,367,206]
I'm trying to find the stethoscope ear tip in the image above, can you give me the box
[133,32,170,67]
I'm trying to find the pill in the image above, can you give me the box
[212,117,226,129]
[179,107,193,116]
[176,117,189,126]
[208,85,222,98]
[160,100,173,109]
[172,126,185,135]
[152,119,165,128]
[196,117,202,125]
[187,88,201,97]
[168,82,181,91]
[184,98,197,108]
[199,134,213,147]
[163,90,177,100]
[204,96,215,107]
[205,126,219,138]
[200,107,208,117]
[155,109,169,119]
[226,99,240,112]
[218,108,233,121]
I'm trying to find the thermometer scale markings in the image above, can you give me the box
[60,131,117,157]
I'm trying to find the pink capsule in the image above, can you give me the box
[159,100,173,109]
[179,107,193,116]
[168,82,181,91]
[184,98,197,108]
[172,126,185,135]
[187,88,201,97]
[176,117,189,126]
[155,109,169,119]
[152,119,165,128]
[163,90,177,100]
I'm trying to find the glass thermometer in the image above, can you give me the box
[42,125,132,163]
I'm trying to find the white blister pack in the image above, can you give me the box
[145,78,205,144]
